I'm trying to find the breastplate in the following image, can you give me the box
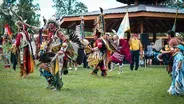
[20,32,28,49]
[50,32,62,52]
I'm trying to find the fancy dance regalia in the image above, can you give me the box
[15,21,35,77]
[2,35,11,68]
[88,30,107,76]
[110,38,131,65]
[39,20,66,90]
[167,45,184,95]
[38,16,85,90]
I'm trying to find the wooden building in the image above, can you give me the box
[60,0,184,47]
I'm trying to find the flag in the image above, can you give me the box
[4,24,12,36]
[172,8,178,32]
[117,11,130,38]
[172,23,176,32]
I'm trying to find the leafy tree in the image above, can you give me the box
[52,0,88,17]
[0,0,40,35]
[0,1,14,35]
[159,0,184,9]
[16,0,40,26]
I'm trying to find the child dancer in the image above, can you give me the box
[167,44,184,95]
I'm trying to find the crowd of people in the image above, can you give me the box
[0,15,184,95]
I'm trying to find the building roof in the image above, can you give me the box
[116,0,166,4]
[85,4,184,16]
[63,4,184,18]
[60,4,184,33]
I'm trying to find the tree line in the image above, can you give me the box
[0,0,88,36]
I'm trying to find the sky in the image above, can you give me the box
[0,0,3,5]
[35,0,124,24]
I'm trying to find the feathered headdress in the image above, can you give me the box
[46,16,59,28]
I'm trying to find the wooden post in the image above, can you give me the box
[153,32,156,42]
[140,22,146,68]
[140,22,144,34]
[153,19,157,42]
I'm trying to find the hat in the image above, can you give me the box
[48,16,57,24]
[46,16,59,27]
[174,44,184,51]
[133,34,138,37]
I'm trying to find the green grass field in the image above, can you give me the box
[0,64,184,104]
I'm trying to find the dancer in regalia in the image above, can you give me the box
[109,35,131,74]
[2,34,12,68]
[38,16,84,90]
[38,16,67,90]
[15,21,35,78]
[167,44,184,95]
[89,30,107,77]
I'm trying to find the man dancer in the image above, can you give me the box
[161,30,183,54]
[15,21,34,77]
[90,30,107,77]
[161,30,183,73]
[38,16,67,90]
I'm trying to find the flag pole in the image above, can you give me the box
[126,8,131,41]
[172,0,179,32]
[127,8,131,34]
[172,8,178,32]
